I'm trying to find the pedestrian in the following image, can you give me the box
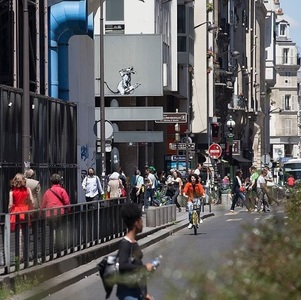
[278,167,284,185]
[256,168,269,212]
[116,202,155,300]
[40,173,71,249]
[170,170,183,212]
[107,171,123,198]
[82,168,104,204]
[193,163,202,176]
[182,173,205,228]
[287,174,295,187]
[230,170,250,212]
[130,169,144,206]
[143,167,156,211]
[247,166,258,210]
[40,173,70,217]
[8,173,35,259]
[25,168,41,209]
[119,168,127,192]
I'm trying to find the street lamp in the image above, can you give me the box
[194,21,218,31]
[226,115,236,185]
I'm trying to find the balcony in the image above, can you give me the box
[214,68,233,86]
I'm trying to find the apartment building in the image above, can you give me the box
[265,0,300,161]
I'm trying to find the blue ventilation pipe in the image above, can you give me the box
[49,0,94,100]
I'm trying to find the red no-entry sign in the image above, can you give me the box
[208,143,222,159]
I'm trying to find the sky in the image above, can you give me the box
[280,0,301,53]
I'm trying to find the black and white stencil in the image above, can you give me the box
[105,66,141,95]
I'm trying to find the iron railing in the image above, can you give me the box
[0,198,127,275]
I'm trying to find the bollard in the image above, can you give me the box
[157,207,163,226]
[146,207,157,227]
[167,205,172,223]
[162,206,168,224]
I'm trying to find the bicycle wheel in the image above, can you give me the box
[193,224,197,235]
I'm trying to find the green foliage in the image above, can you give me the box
[0,284,14,300]
[0,257,43,300]
[207,2,213,12]
[164,187,301,299]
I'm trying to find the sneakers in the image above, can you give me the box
[188,223,193,229]
[230,210,235,213]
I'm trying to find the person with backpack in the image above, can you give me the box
[130,169,144,206]
[82,168,104,204]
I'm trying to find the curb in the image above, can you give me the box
[11,212,214,300]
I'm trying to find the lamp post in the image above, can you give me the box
[99,0,106,189]
[226,115,236,186]
[22,0,30,171]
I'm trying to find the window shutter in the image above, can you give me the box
[292,95,295,111]
[281,95,285,110]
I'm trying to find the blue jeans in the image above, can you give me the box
[187,199,201,222]
[117,286,143,300]
[230,190,248,210]
[144,188,155,209]
[118,296,139,300]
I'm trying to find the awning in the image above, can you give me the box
[233,155,252,163]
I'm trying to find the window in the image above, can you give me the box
[177,5,186,33]
[282,95,296,111]
[106,0,124,21]
[283,48,289,64]
[279,23,286,36]
[178,36,186,52]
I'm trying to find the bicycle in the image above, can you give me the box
[191,198,201,235]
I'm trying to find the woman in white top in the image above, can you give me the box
[107,172,123,198]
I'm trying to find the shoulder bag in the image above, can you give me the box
[98,241,142,299]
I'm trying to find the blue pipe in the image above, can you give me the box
[49,0,93,100]
[58,12,94,100]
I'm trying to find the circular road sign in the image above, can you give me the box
[208,143,222,159]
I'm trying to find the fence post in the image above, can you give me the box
[4,214,11,273]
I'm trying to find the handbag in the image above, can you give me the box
[97,240,138,299]
[97,254,120,299]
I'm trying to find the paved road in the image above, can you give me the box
[42,206,284,300]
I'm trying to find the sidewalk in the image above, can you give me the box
[11,204,221,300]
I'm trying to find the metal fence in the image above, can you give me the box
[0,198,127,275]
[0,85,78,212]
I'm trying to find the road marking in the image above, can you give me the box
[226,218,242,222]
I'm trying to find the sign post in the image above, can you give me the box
[208,143,222,159]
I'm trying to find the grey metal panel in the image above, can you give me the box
[95,34,163,97]
[114,131,163,143]
[105,107,163,121]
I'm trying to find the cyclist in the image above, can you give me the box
[182,174,205,228]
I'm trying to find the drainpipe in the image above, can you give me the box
[49,0,93,100]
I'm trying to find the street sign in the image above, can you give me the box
[232,140,240,155]
[208,143,222,159]
[171,155,186,161]
[169,143,195,151]
[156,112,187,123]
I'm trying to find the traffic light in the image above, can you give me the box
[211,122,219,138]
